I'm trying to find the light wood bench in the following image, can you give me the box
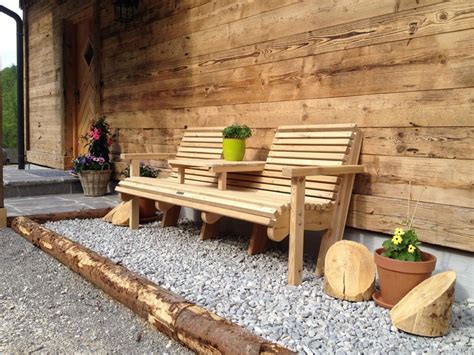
[117,124,364,285]
[118,126,224,230]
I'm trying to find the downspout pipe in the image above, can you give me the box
[0,5,25,170]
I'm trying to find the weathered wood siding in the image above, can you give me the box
[26,0,64,168]
[26,0,474,251]
[26,0,95,168]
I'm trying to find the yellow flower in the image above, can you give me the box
[395,228,405,236]
[408,244,416,253]
[392,235,403,245]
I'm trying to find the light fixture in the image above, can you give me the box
[114,0,139,23]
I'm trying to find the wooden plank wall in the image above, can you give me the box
[26,0,64,168]
[26,0,94,169]
[26,0,473,251]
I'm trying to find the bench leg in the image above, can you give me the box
[288,177,305,286]
[200,222,219,240]
[315,174,356,277]
[161,205,181,228]
[130,197,139,230]
[248,224,267,255]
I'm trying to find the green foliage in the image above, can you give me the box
[122,164,159,178]
[1,65,18,148]
[81,117,112,162]
[223,124,252,139]
[381,228,422,262]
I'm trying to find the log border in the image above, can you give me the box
[10,213,292,354]
[6,207,114,227]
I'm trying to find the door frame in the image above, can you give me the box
[63,2,100,166]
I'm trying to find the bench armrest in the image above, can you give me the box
[120,153,176,161]
[281,165,365,177]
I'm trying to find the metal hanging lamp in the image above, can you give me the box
[114,0,139,23]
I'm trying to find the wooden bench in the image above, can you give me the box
[118,126,224,233]
[117,124,364,285]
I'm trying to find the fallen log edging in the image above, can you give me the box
[7,208,113,227]
[11,216,293,354]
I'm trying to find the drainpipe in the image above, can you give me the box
[0,5,25,170]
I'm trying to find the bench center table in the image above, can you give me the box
[168,159,266,190]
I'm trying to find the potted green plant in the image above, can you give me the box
[122,164,160,219]
[71,117,113,197]
[373,190,436,309]
[222,124,252,161]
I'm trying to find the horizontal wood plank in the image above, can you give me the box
[348,194,474,251]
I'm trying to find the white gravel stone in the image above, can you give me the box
[45,219,474,353]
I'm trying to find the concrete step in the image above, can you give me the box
[4,166,83,198]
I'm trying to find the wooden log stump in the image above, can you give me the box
[103,202,159,226]
[390,271,456,337]
[11,217,293,354]
[323,240,375,301]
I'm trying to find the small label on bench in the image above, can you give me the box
[176,191,184,195]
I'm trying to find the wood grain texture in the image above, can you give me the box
[348,194,474,251]
[102,2,474,86]
[24,0,474,251]
[107,88,474,129]
[103,30,474,111]
[390,271,456,337]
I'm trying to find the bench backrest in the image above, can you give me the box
[169,127,223,183]
[227,124,362,203]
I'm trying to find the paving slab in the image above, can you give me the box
[5,193,119,216]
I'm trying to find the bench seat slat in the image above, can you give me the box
[129,176,331,207]
[116,185,274,226]
[120,179,281,218]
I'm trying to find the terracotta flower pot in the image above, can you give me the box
[373,248,436,309]
[139,198,157,219]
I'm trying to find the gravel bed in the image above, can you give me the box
[0,228,190,354]
[45,219,474,354]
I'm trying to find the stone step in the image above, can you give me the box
[4,166,83,198]
[5,179,84,198]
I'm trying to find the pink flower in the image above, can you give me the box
[107,138,113,146]
[91,128,101,141]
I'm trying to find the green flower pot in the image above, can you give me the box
[223,138,246,161]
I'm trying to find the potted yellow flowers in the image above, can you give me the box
[373,227,436,309]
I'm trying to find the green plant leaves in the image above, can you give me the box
[223,124,252,139]
[381,228,423,262]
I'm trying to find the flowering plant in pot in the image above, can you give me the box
[122,163,160,219]
[373,189,436,309]
[71,117,113,197]
[222,124,252,161]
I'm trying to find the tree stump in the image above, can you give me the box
[390,271,456,337]
[323,240,375,301]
